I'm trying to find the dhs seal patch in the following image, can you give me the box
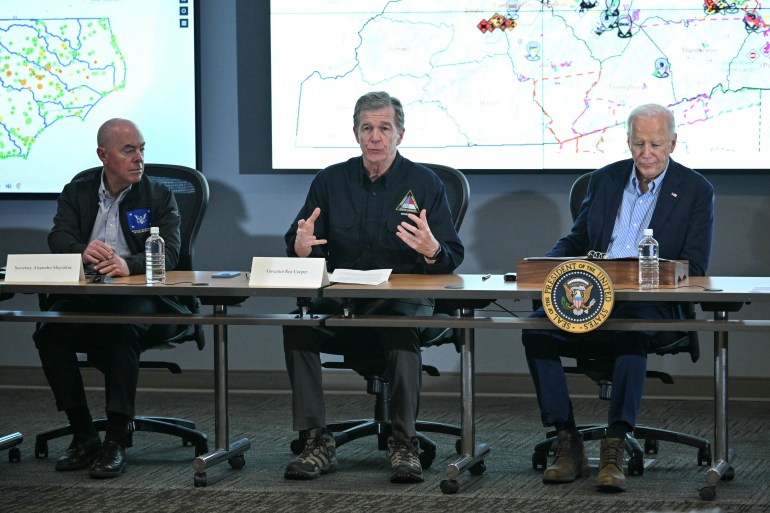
[542,259,614,333]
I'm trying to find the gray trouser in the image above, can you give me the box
[283,296,433,441]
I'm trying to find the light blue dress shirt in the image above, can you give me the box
[88,170,132,263]
[605,162,669,258]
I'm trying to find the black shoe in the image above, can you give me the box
[55,434,102,471]
[88,441,127,479]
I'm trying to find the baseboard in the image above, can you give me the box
[2,365,769,400]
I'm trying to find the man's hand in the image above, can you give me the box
[83,240,115,265]
[396,209,440,262]
[93,254,129,277]
[83,240,128,276]
[294,207,328,258]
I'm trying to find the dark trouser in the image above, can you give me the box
[33,295,177,420]
[283,297,433,441]
[522,301,679,430]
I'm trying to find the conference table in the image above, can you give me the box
[2,272,770,498]
[0,271,326,487]
[322,273,770,499]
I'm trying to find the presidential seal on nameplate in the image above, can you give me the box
[542,259,614,333]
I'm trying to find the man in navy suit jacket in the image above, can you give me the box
[523,104,714,492]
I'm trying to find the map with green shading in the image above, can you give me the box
[0,17,126,161]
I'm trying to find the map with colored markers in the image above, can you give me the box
[0,17,126,161]
[270,0,770,171]
[0,0,197,194]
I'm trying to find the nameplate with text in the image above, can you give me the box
[249,257,329,288]
[4,254,85,283]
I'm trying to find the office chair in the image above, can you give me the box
[34,164,210,459]
[531,171,712,475]
[0,292,23,462]
[291,163,470,468]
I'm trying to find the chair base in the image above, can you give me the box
[1,432,23,462]
[532,424,712,476]
[34,416,208,460]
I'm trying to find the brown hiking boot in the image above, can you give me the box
[284,429,337,480]
[543,430,588,483]
[596,437,626,492]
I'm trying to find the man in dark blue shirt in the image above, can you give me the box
[282,91,464,483]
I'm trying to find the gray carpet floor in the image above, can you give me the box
[1,387,768,513]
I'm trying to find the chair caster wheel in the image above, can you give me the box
[228,454,245,469]
[643,438,659,455]
[194,472,207,487]
[290,439,304,455]
[699,485,716,501]
[9,447,21,462]
[532,450,547,470]
[195,442,209,457]
[419,450,435,470]
[469,461,486,476]
[722,466,734,481]
[628,454,644,476]
[698,446,712,466]
[35,440,48,459]
[440,479,459,494]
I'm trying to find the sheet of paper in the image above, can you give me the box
[329,268,392,285]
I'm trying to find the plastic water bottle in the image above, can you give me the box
[145,226,166,284]
[638,228,659,289]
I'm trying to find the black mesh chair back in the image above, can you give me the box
[422,163,470,232]
[569,171,592,221]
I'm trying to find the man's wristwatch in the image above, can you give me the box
[428,245,443,261]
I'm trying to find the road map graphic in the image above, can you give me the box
[271,0,770,171]
[0,17,126,161]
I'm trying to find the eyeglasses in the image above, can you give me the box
[587,250,608,259]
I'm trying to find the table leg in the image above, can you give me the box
[191,304,251,486]
[700,310,736,500]
[442,307,490,494]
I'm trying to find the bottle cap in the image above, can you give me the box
[644,228,653,236]
[150,226,160,234]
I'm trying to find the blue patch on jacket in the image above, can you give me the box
[127,208,152,232]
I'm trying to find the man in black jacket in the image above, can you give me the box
[33,118,190,479]
[282,92,464,484]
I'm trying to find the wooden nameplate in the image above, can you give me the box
[516,258,689,288]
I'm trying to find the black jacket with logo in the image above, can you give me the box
[285,153,464,274]
[47,168,189,314]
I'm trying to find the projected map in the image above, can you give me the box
[271,0,770,171]
[0,0,197,194]
[0,18,126,161]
